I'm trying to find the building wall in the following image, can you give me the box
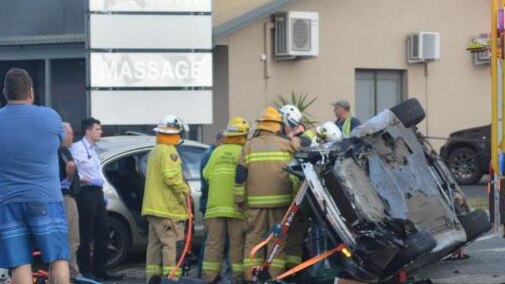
[218,0,490,149]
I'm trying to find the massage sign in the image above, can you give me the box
[87,0,213,125]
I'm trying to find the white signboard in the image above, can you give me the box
[89,14,211,49]
[91,90,212,124]
[89,0,211,12]
[90,52,212,87]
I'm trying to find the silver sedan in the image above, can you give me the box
[97,135,208,267]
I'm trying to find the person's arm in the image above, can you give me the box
[200,150,214,214]
[202,151,215,182]
[161,149,190,195]
[62,149,76,181]
[234,145,248,206]
[69,143,93,184]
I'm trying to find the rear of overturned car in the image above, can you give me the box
[297,98,491,282]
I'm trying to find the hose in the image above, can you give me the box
[168,192,193,279]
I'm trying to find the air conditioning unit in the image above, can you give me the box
[274,11,319,60]
[407,32,440,64]
[473,50,490,65]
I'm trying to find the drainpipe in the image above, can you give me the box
[263,22,274,79]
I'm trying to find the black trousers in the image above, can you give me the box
[76,186,108,276]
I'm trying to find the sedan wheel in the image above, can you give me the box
[107,216,130,268]
[447,147,483,185]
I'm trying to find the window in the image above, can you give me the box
[355,69,405,122]
[178,146,206,181]
[138,146,207,181]
[103,151,148,213]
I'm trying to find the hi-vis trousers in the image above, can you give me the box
[202,217,245,283]
[145,216,185,283]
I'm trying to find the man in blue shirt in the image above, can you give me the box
[0,68,69,283]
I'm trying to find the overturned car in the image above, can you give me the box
[289,98,491,282]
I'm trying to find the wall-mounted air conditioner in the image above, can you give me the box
[407,32,440,64]
[274,11,319,60]
[473,50,490,65]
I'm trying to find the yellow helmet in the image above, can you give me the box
[256,106,283,133]
[224,117,250,136]
[257,106,283,123]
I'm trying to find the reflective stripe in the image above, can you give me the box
[342,116,352,137]
[202,261,222,272]
[271,258,287,269]
[146,264,162,275]
[162,169,179,175]
[245,151,292,164]
[243,257,261,267]
[231,262,244,272]
[212,168,236,175]
[247,194,292,206]
[286,255,302,265]
[162,266,181,276]
[204,207,243,219]
[141,209,188,220]
[234,185,245,195]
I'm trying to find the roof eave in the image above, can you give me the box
[213,0,297,42]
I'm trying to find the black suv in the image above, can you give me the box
[440,125,490,185]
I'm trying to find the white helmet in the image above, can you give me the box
[153,115,189,134]
[316,121,342,142]
[279,104,302,127]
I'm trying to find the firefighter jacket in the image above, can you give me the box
[235,131,300,208]
[142,143,189,220]
[203,143,245,219]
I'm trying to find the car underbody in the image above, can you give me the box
[287,99,492,283]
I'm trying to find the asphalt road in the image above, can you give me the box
[461,179,489,200]
[103,183,503,284]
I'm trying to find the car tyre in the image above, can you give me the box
[447,147,483,185]
[383,230,437,276]
[458,209,492,242]
[107,216,130,268]
[389,98,426,128]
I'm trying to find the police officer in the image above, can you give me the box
[202,117,250,283]
[71,117,123,281]
[142,115,190,283]
[236,107,300,279]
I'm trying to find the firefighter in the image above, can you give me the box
[142,115,190,283]
[301,121,343,147]
[279,104,305,137]
[236,107,300,280]
[278,104,307,270]
[201,117,251,283]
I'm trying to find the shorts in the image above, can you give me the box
[0,202,69,268]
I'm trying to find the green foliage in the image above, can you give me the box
[274,91,318,128]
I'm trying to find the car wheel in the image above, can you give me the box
[458,209,492,242]
[389,98,426,128]
[384,230,437,276]
[447,147,483,185]
[107,216,130,268]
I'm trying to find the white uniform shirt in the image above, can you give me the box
[70,138,102,183]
